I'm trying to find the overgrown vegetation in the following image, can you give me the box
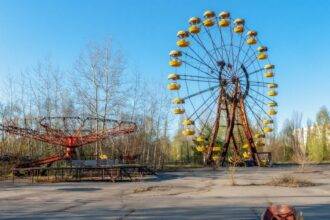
[0,40,329,174]
[0,40,172,171]
[171,107,330,166]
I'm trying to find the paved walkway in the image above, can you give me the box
[1,165,329,219]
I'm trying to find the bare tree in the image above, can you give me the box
[73,40,125,159]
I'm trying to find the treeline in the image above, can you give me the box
[270,107,330,163]
[171,107,330,164]
[0,40,329,170]
[0,40,172,169]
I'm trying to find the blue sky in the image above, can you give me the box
[0,0,330,128]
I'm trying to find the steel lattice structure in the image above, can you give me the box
[167,10,278,166]
[0,117,137,168]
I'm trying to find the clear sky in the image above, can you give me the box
[0,0,330,128]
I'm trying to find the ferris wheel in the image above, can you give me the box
[167,10,278,166]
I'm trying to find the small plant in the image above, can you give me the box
[227,154,242,186]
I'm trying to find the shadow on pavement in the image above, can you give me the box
[57,187,102,192]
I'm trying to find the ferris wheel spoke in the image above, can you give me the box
[249,87,274,102]
[183,49,217,73]
[215,17,231,64]
[182,85,219,100]
[242,50,261,71]
[244,57,258,71]
[203,26,224,62]
[229,21,236,69]
[180,74,218,80]
[241,81,268,87]
[180,78,219,84]
[246,94,268,106]
[244,101,266,134]
[194,97,217,125]
[246,95,272,120]
[192,99,219,132]
[233,34,245,73]
[237,51,258,78]
[190,34,219,69]
[240,46,253,68]
[248,67,264,76]
[200,101,217,134]
[182,61,217,78]
[188,89,219,120]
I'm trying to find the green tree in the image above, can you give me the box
[315,106,330,160]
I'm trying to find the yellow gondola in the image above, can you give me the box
[189,17,201,25]
[234,19,245,34]
[246,37,257,45]
[189,25,200,34]
[168,73,180,80]
[255,133,265,139]
[169,59,182,67]
[264,64,275,70]
[177,30,189,38]
[212,155,220,161]
[173,108,185,114]
[196,135,205,142]
[99,154,108,160]
[234,25,244,33]
[182,119,194,126]
[268,108,277,116]
[264,72,274,78]
[258,46,268,52]
[172,97,184,104]
[247,30,257,36]
[182,128,195,136]
[219,11,230,19]
[256,141,265,147]
[218,19,230,27]
[169,50,182,57]
[203,18,214,27]
[267,83,278,89]
[267,101,278,107]
[196,145,206,152]
[263,127,273,133]
[167,82,181,90]
[243,151,250,159]
[242,143,249,149]
[268,90,278,97]
[263,119,274,125]
[176,39,190,47]
[234,18,245,25]
[203,10,215,18]
[257,52,267,60]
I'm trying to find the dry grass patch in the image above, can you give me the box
[133,185,173,193]
[266,175,317,187]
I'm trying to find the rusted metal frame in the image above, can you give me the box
[205,87,224,165]
[235,117,245,147]
[224,98,240,157]
[220,83,240,166]
[2,118,137,170]
[238,98,260,166]
[226,101,240,156]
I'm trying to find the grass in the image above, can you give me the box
[231,174,318,188]
[133,185,172,193]
[266,175,317,187]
